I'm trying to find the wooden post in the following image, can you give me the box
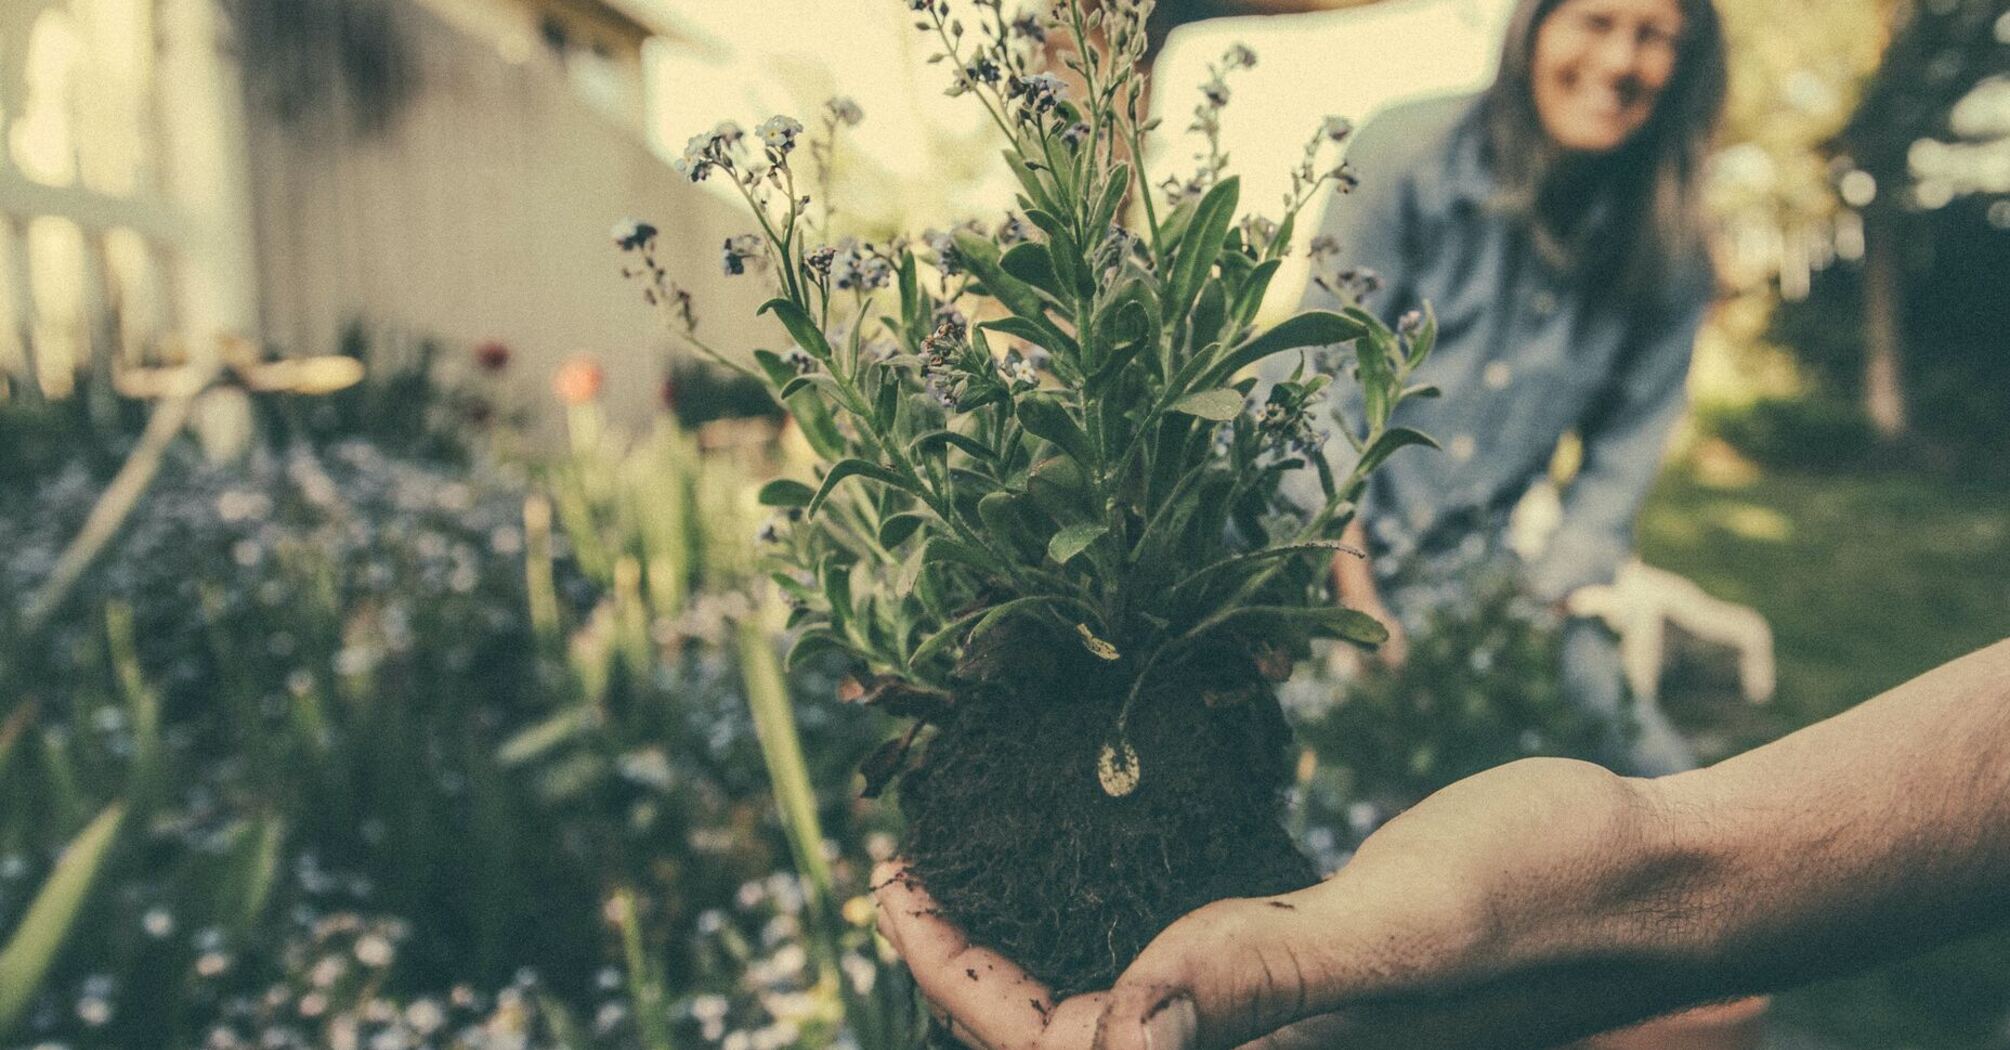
[1,214,40,400]
[1861,207,1908,440]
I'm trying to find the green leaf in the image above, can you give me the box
[978,492,1042,559]
[1170,388,1244,421]
[497,706,596,766]
[911,429,995,461]
[218,815,284,935]
[785,628,846,673]
[1091,164,1131,234]
[1355,321,1395,429]
[1168,540,1364,603]
[1198,310,1367,389]
[1026,455,1092,521]
[1167,176,1239,318]
[758,298,835,360]
[777,372,843,403]
[979,317,1078,360]
[1190,277,1227,351]
[0,804,126,1033]
[753,349,845,459]
[807,459,916,517]
[1047,522,1109,566]
[1004,151,1063,216]
[877,512,927,549]
[909,605,988,669]
[1015,393,1094,466]
[1024,210,1090,300]
[1230,258,1283,327]
[1191,604,1391,647]
[757,479,817,507]
[922,536,1008,577]
[898,251,921,333]
[821,557,853,632]
[968,595,1075,646]
[1001,242,1063,299]
[954,232,1051,326]
[1357,426,1439,476]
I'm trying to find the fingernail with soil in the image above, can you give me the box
[1142,996,1197,1050]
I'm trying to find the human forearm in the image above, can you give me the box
[1090,640,2010,1050]
[1648,638,2010,990]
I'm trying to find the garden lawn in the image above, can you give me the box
[1638,459,2010,1050]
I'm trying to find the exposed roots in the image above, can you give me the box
[896,668,1316,997]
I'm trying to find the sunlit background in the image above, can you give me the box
[1,1,2006,1048]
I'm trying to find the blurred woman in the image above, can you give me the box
[1300,0,1724,774]
[1291,0,1758,1043]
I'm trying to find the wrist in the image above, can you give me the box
[1582,774,1735,982]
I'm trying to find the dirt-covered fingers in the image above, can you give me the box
[1090,896,1344,1050]
[872,861,1062,1050]
[1031,992,1109,1049]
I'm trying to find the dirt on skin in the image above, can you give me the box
[895,656,1318,1000]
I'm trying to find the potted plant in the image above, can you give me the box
[619,0,1438,1001]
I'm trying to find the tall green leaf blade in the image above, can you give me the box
[0,803,126,1034]
[1166,177,1239,318]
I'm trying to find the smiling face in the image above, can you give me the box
[1530,0,1686,153]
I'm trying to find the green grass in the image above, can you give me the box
[1638,462,2010,1049]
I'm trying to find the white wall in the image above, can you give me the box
[244,0,769,426]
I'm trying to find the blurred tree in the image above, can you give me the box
[1836,0,2008,439]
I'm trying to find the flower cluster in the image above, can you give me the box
[1254,385,1328,458]
[1281,119,1362,215]
[674,121,744,183]
[827,239,894,293]
[615,217,701,338]
[723,233,766,277]
[1312,264,1385,306]
[823,96,865,128]
[1005,71,1068,122]
[916,0,1047,118]
[757,115,805,155]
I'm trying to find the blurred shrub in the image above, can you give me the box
[0,416,904,1047]
[1292,579,1613,858]
[1695,395,1880,473]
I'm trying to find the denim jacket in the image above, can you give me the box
[1280,93,1712,603]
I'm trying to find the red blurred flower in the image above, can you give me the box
[473,341,511,372]
[552,355,605,405]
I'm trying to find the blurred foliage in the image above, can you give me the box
[1762,201,2010,473]
[0,363,916,1047]
[1639,462,2010,1049]
[1294,578,1611,825]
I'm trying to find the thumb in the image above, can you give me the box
[1090,890,1340,1050]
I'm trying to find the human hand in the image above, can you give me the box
[878,758,1678,1050]
[1331,522,1406,670]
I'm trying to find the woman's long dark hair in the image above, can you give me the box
[1480,0,1727,306]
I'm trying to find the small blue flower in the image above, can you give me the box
[757,115,805,154]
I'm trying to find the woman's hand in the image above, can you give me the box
[1333,519,1407,668]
